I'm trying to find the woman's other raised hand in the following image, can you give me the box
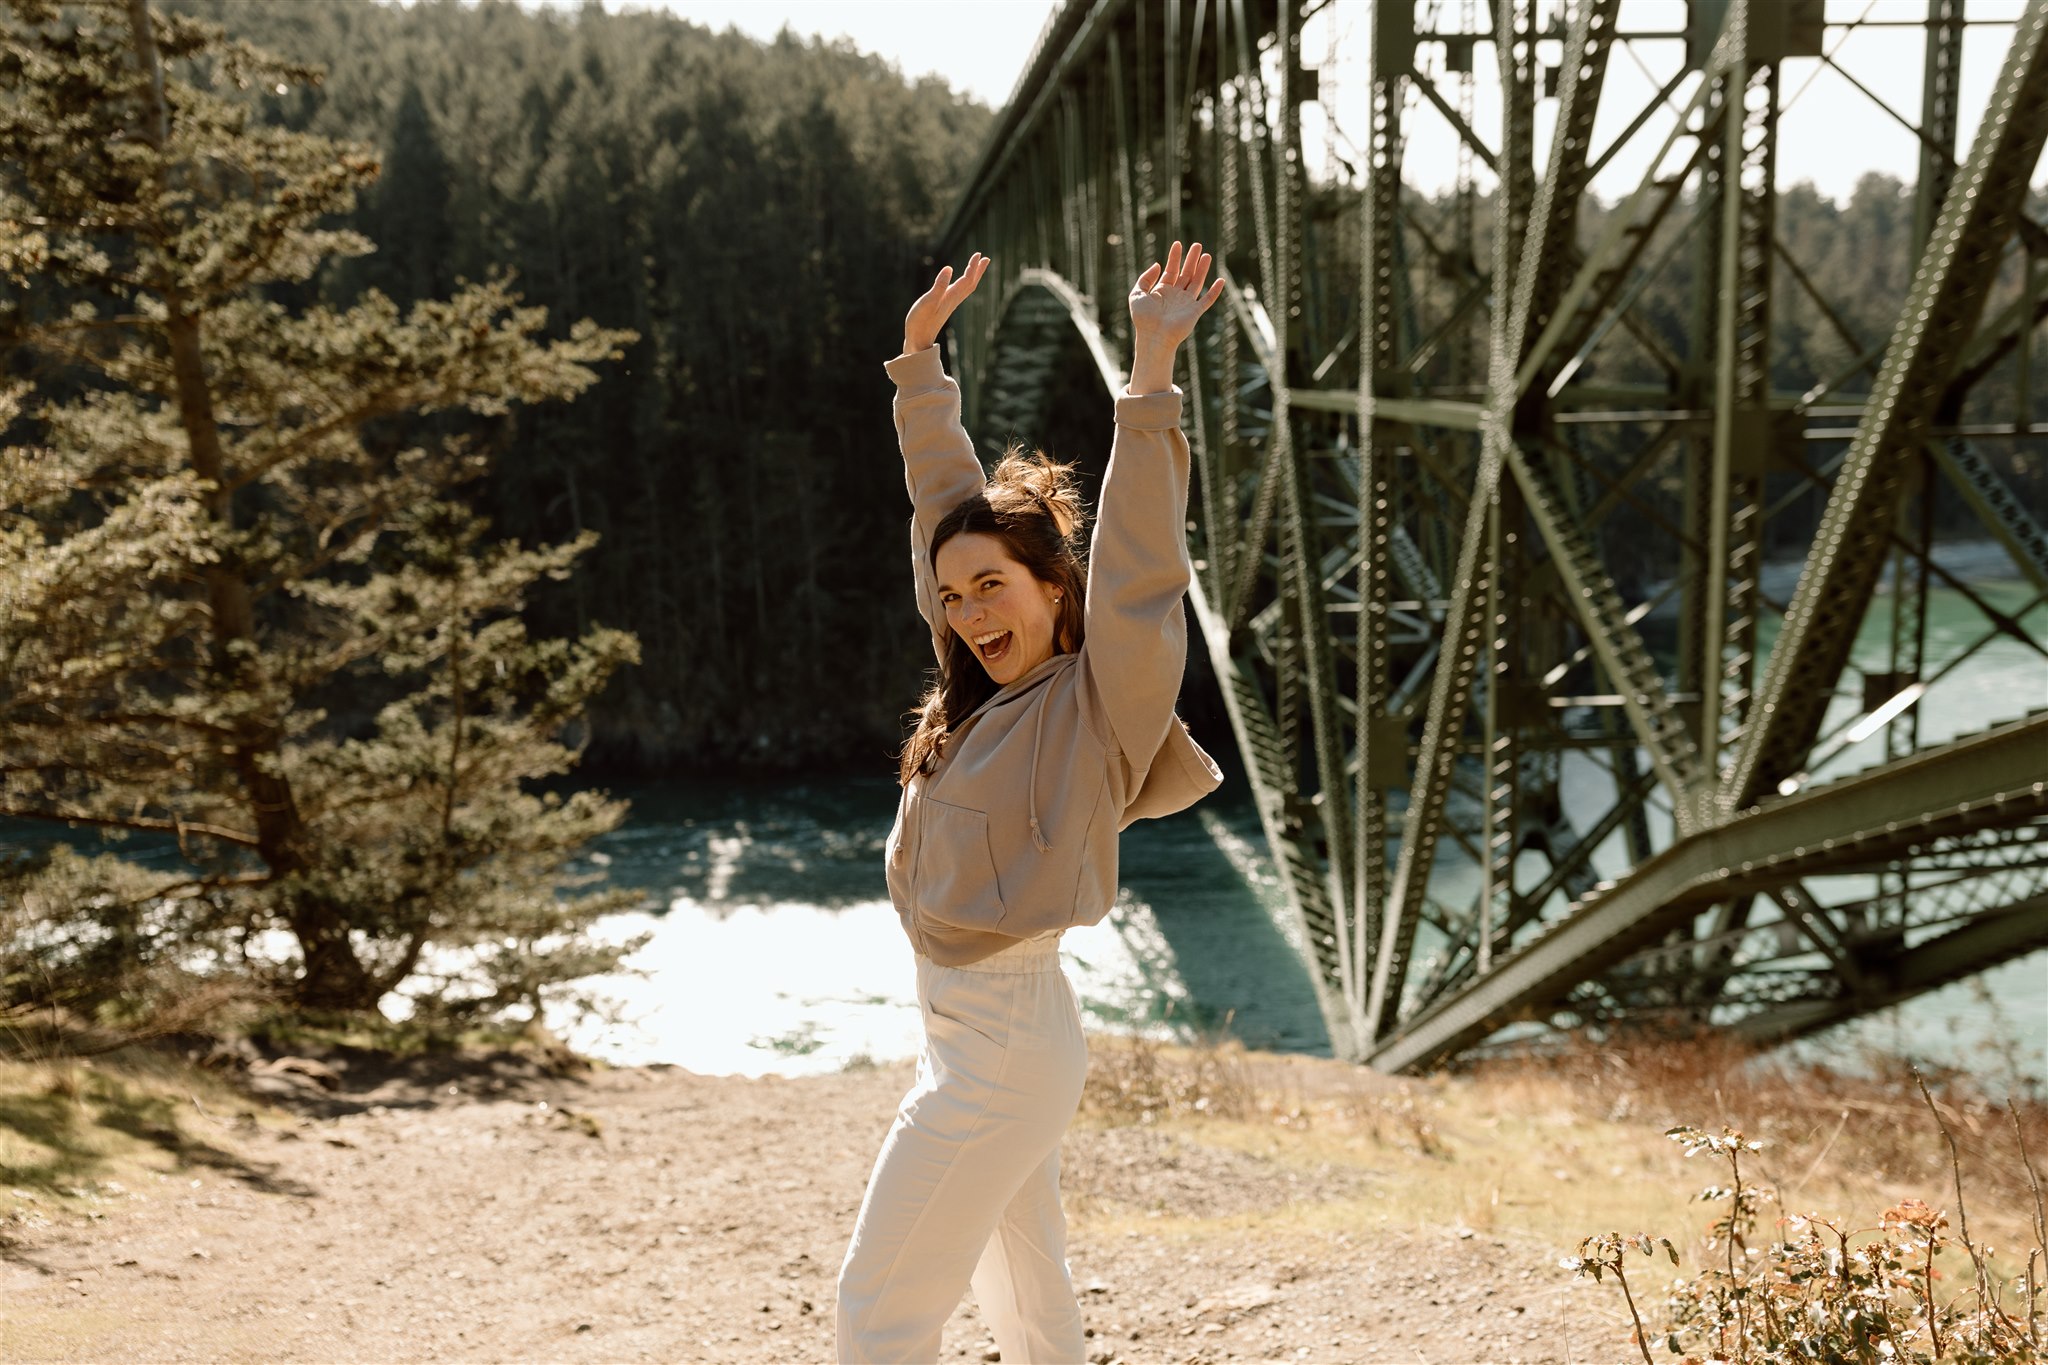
[1129,241,1224,351]
[1127,240,1223,394]
[903,252,991,356]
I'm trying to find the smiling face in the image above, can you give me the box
[933,531,1065,686]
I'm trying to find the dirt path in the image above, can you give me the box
[1,1048,1624,1364]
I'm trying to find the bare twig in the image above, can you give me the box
[1916,1070,1973,1246]
[2012,1098,2047,1348]
[1781,1107,1850,1221]
[1915,1070,2022,1345]
[1612,1260,1655,1365]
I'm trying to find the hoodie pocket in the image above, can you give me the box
[909,794,1007,933]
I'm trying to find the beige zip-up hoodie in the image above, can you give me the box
[882,345,1225,966]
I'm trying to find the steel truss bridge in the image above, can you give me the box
[934,0,2048,1070]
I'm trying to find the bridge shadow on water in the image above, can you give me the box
[1103,795,1333,1058]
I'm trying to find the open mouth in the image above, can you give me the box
[973,629,1012,664]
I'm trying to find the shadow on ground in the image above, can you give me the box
[0,1068,315,1207]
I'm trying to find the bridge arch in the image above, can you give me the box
[938,0,2048,1069]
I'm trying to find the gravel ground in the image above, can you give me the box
[0,1047,1625,1364]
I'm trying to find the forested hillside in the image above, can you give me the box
[155,0,994,773]
[156,0,2047,772]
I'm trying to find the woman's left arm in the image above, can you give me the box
[1077,242,1225,762]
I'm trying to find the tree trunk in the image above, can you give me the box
[124,0,375,1011]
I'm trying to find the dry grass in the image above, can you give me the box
[1076,1026,2048,1271]
[1465,1031,2048,1252]
[1079,1028,1261,1124]
[0,1045,275,1226]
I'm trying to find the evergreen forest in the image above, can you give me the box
[154,0,996,774]
[0,0,986,1027]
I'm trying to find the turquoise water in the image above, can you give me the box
[549,765,2045,1079]
[549,572,2045,1077]
[549,775,1331,1076]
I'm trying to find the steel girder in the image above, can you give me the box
[1724,0,2048,812]
[935,0,2048,1069]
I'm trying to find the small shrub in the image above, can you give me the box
[1082,1013,1257,1126]
[1570,1093,2048,1364]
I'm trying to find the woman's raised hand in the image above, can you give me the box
[903,252,991,355]
[1128,240,1224,352]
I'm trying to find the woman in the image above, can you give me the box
[835,242,1227,1365]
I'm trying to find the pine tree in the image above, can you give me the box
[353,79,454,309]
[0,0,644,1019]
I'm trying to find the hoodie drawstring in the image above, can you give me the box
[1027,693,1051,853]
[903,666,1059,858]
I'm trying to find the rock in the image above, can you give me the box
[1190,1282,1278,1316]
[253,1056,342,1091]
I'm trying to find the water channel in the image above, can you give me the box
[549,578,2047,1080]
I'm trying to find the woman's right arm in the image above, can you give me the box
[887,254,992,664]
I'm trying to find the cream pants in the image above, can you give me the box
[836,931,1089,1364]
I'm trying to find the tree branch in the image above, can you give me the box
[0,805,257,848]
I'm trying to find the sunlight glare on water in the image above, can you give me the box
[563,890,1205,1078]
[547,777,1331,1077]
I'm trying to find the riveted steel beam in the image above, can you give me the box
[1367,0,1625,1043]
[1369,712,2048,1071]
[1725,0,2048,811]
[1726,888,2048,1045]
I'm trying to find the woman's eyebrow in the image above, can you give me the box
[936,567,1005,592]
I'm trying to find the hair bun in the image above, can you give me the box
[990,445,1087,541]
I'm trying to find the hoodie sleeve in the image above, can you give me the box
[1076,384,1194,771]
[885,346,989,664]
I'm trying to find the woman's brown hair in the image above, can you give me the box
[898,446,1089,785]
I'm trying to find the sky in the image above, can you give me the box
[527,0,2043,206]
[564,0,1061,107]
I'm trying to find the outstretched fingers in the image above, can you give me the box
[905,253,992,351]
[947,252,986,303]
